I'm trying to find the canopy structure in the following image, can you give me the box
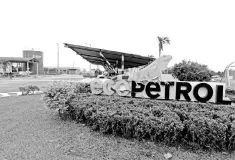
[0,57,39,63]
[0,57,40,75]
[64,43,155,69]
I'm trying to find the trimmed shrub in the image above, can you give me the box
[226,88,235,96]
[19,85,40,95]
[66,95,235,151]
[43,81,90,119]
[43,82,235,151]
[67,95,183,144]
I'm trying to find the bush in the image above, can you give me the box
[226,88,235,95]
[226,88,235,101]
[19,85,40,95]
[43,81,90,118]
[68,95,183,143]
[170,60,213,81]
[65,95,235,151]
[43,82,235,151]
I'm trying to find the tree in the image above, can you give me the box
[94,69,102,77]
[217,71,224,77]
[209,70,216,76]
[171,60,213,81]
[157,36,170,57]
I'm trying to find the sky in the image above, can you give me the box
[0,0,234,72]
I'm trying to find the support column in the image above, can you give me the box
[27,62,29,71]
[116,60,118,74]
[36,62,39,75]
[227,69,231,87]
[121,55,124,74]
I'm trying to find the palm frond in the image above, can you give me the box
[165,39,171,44]
[162,37,170,44]
[157,36,162,41]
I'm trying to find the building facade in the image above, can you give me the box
[23,50,44,75]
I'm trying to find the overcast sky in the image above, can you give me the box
[0,0,234,71]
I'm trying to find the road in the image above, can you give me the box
[0,75,85,93]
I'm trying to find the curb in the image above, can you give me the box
[0,91,43,98]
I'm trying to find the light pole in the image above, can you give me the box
[57,43,59,73]
[73,62,75,68]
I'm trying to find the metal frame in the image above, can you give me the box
[64,43,155,70]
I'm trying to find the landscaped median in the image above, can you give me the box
[43,81,235,151]
[0,85,43,98]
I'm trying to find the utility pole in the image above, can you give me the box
[57,43,59,72]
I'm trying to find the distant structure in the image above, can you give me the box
[0,57,39,76]
[64,43,155,76]
[224,61,235,89]
[23,50,44,75]
[44,67,81,75]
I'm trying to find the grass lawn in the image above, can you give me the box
[0,95,235,160]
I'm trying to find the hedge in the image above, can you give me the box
[43,81,235,151]
[226,88,235,101]
[19,85,40,95]
[226,88,235,95]
[43,81,90,110]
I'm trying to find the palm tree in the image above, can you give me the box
[157,36,170,57]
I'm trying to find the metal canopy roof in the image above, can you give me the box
[64,43,155,69]
[0,57,39,63]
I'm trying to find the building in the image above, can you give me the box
[0,57,39,75]
[0,50,44,75]
[44,67,81,75]
[23,50,44,75]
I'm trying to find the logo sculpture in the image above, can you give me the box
[91,55,231,105]
[112,55,172,83]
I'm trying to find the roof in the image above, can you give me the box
[0,57,39,63]
[64,43,155,69]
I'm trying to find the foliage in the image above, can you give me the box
[171,60,213,81]
[43,81,235,151]
[226,88,235,95]
[43,82,235,151]
[19,85,40,95]
[43,81,90,113]
[226,88,235,101]
[217,71,224,77]
[0,60,7,70]
[157,36,170,57]
[66,95,235,151]
[95,69,102,77]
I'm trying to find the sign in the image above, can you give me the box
[90,79,231,105]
